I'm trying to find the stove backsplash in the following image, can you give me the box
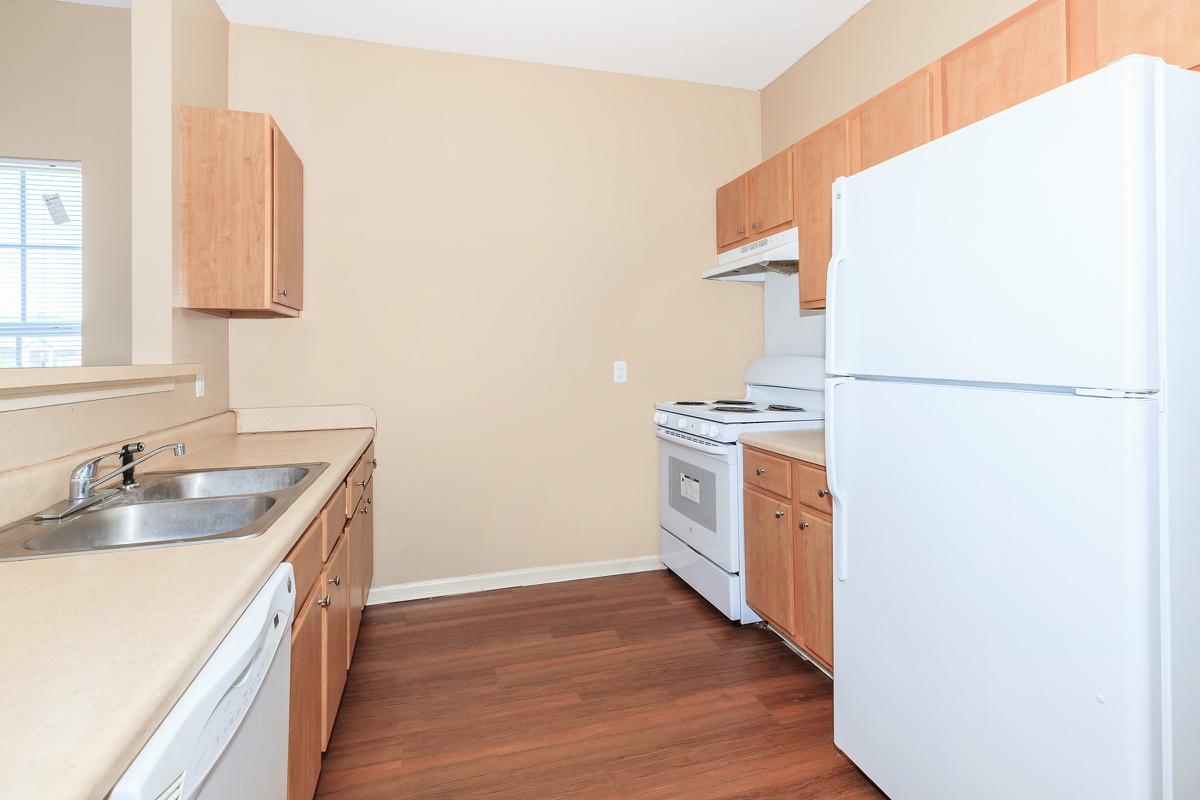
[764,272,825,358]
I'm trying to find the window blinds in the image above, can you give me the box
[0,158,83,368]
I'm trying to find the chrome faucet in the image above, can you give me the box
[34,442,187,521]
[69,442,186,500]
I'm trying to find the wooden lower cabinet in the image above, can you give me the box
[743,445,833,672]
[321,532,350,749]
[288,590,323,800]
[744,487,796,636]
[795,509,834,671]
[284,439,377,800]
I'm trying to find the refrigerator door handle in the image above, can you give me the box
[825,376,852,582]
[826,178,848,372]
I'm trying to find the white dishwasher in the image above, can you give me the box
[110,563,295,800]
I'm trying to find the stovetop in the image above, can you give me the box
[655,397,824,425]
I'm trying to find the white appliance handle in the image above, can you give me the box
[825,377,852,581]
[826,177,848,373]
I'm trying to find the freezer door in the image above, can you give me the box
[826,378,1160,800]
[827,56,1162,392]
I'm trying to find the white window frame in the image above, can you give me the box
[0,157,83,367]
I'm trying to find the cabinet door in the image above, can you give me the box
[321,534,349,750]
[796,509,834,670]
[744,487,796,635]
[942,0,1070,133]
[796,120,850,308]
[180,107,272,310]
[747,149,794,237]
[272,122,304,310]
[1094,0,1200,70]
[715,175,749,251]
[288,591,322,800]
[361,481,374,605]
[347,515,363,667]
[854,65,940,173]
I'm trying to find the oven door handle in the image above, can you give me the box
[655,428,735,461]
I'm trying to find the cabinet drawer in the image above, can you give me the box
[793,461,832,514]
[285,517,323,600]
[346,455,369,518]
[743,448,792,498]
[321,483,346,562]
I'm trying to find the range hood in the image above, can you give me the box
[702,227,799,282]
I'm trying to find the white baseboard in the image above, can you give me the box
[366,555,665,606]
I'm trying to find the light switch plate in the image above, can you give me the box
[612,360,628,384]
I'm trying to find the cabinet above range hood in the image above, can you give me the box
[702,227,799,282]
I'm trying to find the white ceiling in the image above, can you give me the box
[213,0,870,90]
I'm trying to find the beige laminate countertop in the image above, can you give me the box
[0,427,373,800]
[739,428,826,466]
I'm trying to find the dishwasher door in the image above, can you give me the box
[110,563,295,800]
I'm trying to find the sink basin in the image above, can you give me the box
[131,466,311,501]
[0,461,329,562]
[23,496,275,552]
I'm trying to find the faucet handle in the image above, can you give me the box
[73,450,123,478]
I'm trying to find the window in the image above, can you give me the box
[0,158,83,367]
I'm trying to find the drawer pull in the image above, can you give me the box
[774,509,785,519]
[817,488,829,498]
[329,574,341,586]
[755,467,766,476]
[318,595,332,608]
[799,521,809,530]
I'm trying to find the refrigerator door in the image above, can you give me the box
[826,377,1160,800]
[827,56,1162,392]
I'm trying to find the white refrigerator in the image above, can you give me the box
[825,56,1199,800]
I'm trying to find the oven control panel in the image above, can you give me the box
[654,412,724,441]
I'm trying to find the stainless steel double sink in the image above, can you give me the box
[0,463,329,562]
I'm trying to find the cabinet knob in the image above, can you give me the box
[818,488,829,498]
[774,509,785,519]
[755,467,766,476]
[360,505,368,515]
[277,288,288,297]
[356,479,367,487]
[318,595,332,607]
[751,222,760,230]
[371,458,377,467]
[329,574,341,586]
[736,228,745,236]
[799,521,809,530]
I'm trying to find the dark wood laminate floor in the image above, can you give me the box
[315,570,886,799]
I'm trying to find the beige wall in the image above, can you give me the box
[0,0,132,366]
[226,26,763,585]
[761,0,1033,156]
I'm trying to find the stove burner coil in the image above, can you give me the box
[711,406,762,413]
[712,400,753,405]
[675,401,708,406]
[766,404,805,412]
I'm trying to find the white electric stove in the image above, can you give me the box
[655,355,825,623]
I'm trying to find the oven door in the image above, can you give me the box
[656,428,739,573]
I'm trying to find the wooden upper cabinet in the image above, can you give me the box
[851,64,942,173]
[1092,0,1200,70]
[746,149,794,238]
[272,123,304,310]
[715,175,749,251]
[180,106,304,317]
[941,0,1071,133]
[796,119,850,309]
[744,487,796,635]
